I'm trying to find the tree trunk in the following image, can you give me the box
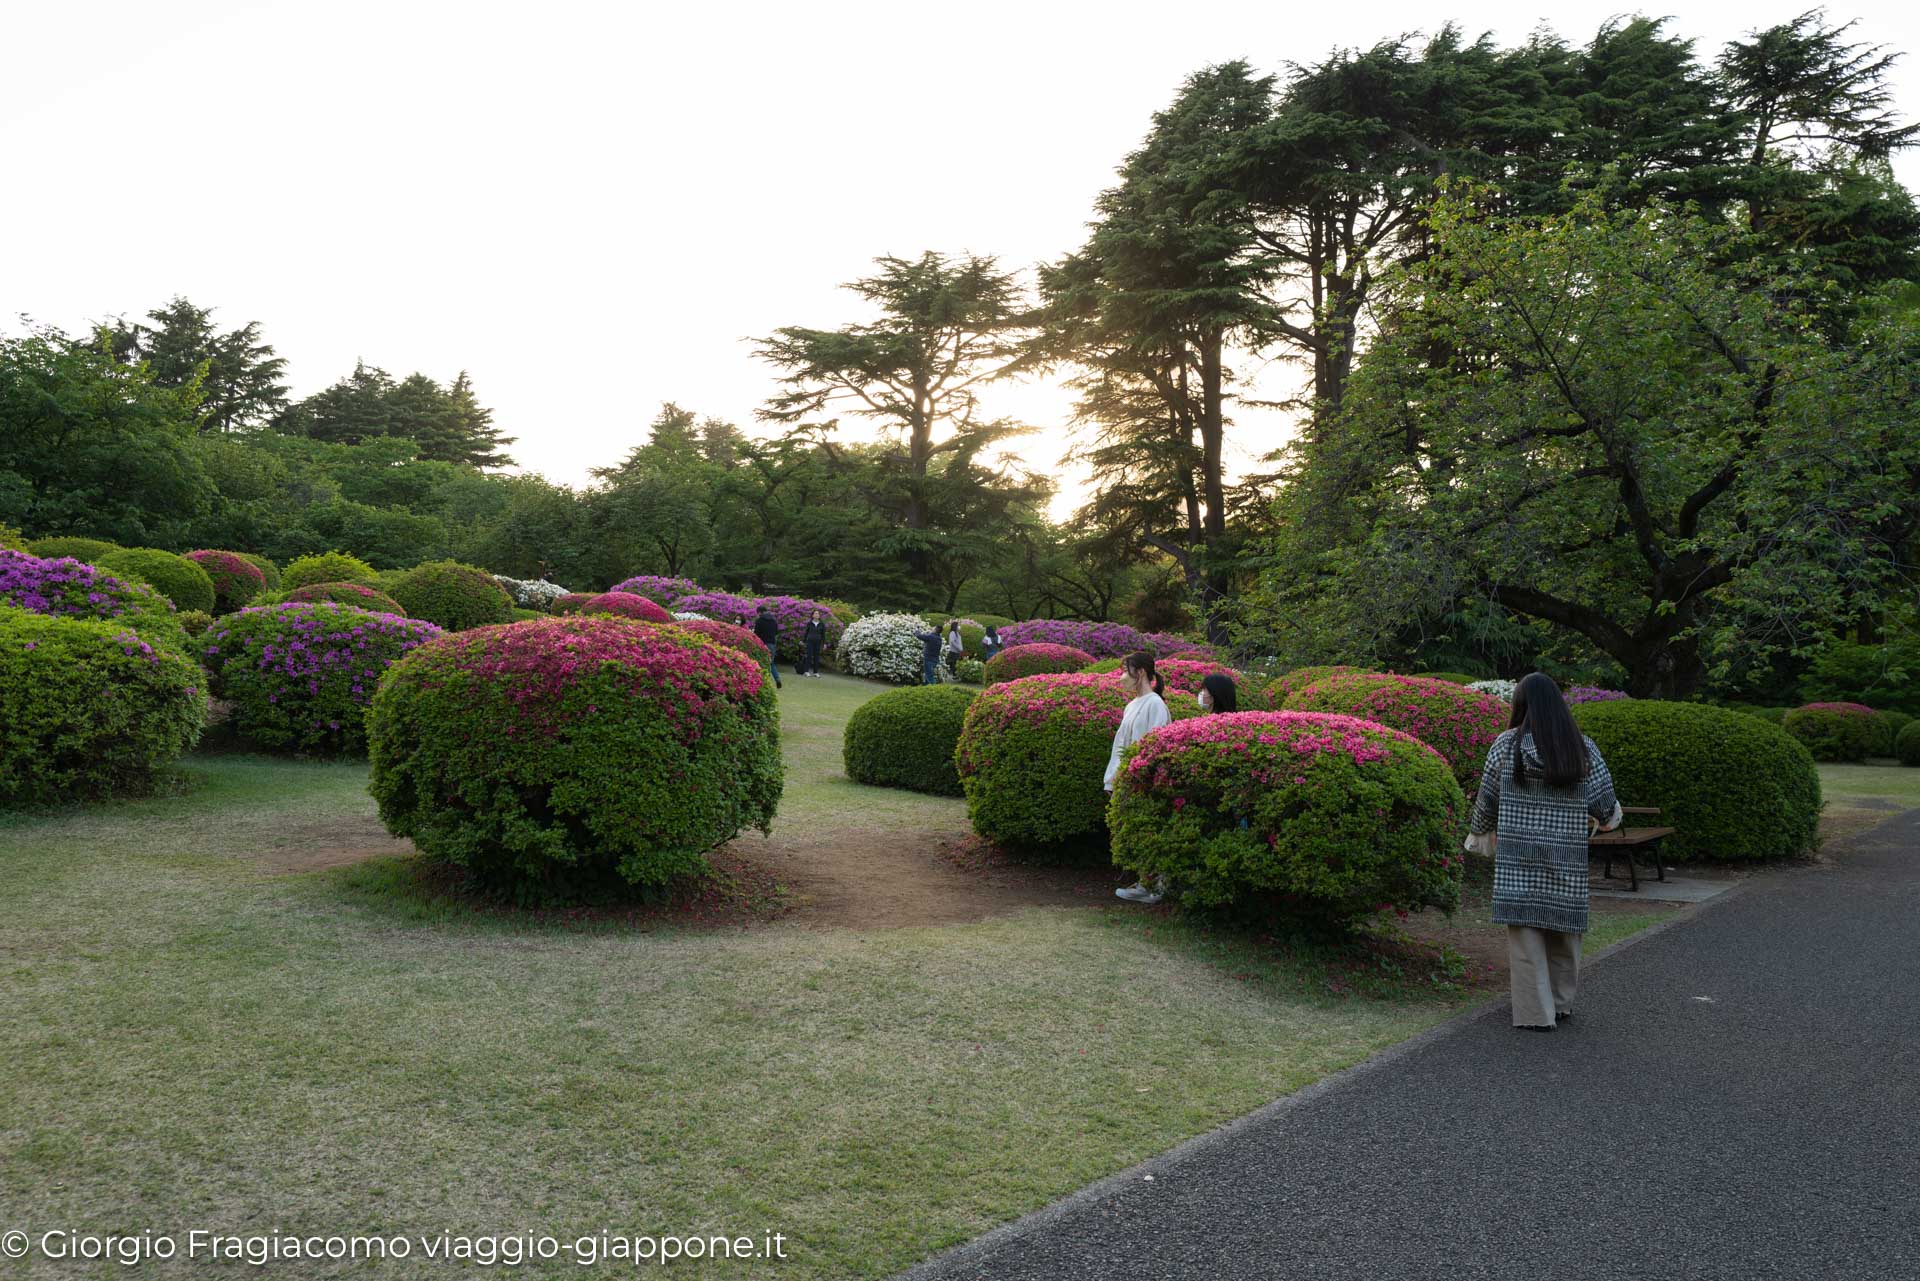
[1199,330,1230,643]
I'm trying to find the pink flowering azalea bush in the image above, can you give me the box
[0,605,208,805]
[1107,712,1464,925]
[997,619,1151,659]
[184,549,267,613]
[581,591,674,622]
[673,591,842,664]
[955,673,1201,850]
[1283,672,1507,785]
[368,617,783,897]
[0,549,186,651]
[663,617,768,660]
[1782,700,1880,762]
[610,574,703,607]
[984,642,1097,684]
[201,602,443,755]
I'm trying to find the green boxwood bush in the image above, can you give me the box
[281,551,377,592]
[390,560,515,631]
[843,684,978,796]
[1573,700,1821,862]
[0,606,208,805]
[1781,701,1878,762]
[201,602,444,754]
[1896,719,1920,766]
[237,552,281,591]
[1263,664,1363,707]
[283,580,406,614]
[25,536,118,562]
[955,672,1201,851]
[368,617,784,896]
[955,657,985,684]
[1108,711,1464,924]
[984,642,1096,685]
[1870,710,1911,757]
[185,549,267,613]
[1282,672,1508,785]
[98,548,217,613]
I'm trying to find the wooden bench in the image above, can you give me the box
[1589,806,1677,891]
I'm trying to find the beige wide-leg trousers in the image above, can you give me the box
[1507,925,1581,1027]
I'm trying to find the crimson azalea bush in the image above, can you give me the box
[986,642,1097,684]
[610,574,703,606]
[201,602,443,754]
[0,607,209,805]
[663,617,768,659]
[368,617,783,896]
[0,550,186,651]
[955,673,1201,850]
[1781,701,1879,762]
[997,618,1150,659]
[185,549,267,613]
[1107,712,1464,924]
[1283,672,1507,785]
[281,551,377,592]
[389,560,515,631]
[97,548,217,613]
[1264,664,1364,707]
[285,580,407,614]
[673,591,842,663]
[582,591,674,622]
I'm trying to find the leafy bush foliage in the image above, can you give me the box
[837,612,933,684]
[1412,671,1479,684]
[1800,638,1920,715]
[0,550,185,651]
[985,642,1097,684]
[955,673,1201,850]
[0,606,208,805]
[284,580,407,614]
[553,592,594,615]
[664,617,768,659]
[185,549,267,613]
[818,599,863,630]
[201,602,443,754]
[238,552,281,591]
[281,551,378,592]
[492,575,571,611]
[25,536,118,562]
[1874,710,1913,757]
[843,684,979,796]
[98,548,217,613]
[1782,701,1879,762]
[955,657,985,684]
[1897,719,1920,767]
[1265,664,1363,707]
[0,524,26,550]
[610,574,703,606]
[1108,711,1464,924]
[997,618,1150,659]
[581,591,674,622]
[675,591,843,663]
[1283,673,1507,784]
[178,609,213,638]
[1574,700,1821,861]
[390,560,515,631]
[368,617,783,895]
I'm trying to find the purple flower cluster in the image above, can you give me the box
[997,619,1152,660]
[671,591,842,663]
[609,575,704,607]
[0,549,170,625]
[1566,686,1629,704]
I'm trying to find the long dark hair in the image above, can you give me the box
[1510,673,1589,788]
[1199,673,1238,713]
[1123,651,1164,697]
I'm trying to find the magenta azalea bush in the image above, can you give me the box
[997,618,1150,659]
[985,642,1098,684]
[1782,700,1880,762]
[1282,672,1508,785]
[664,617,768,660]
[185,549,267,613]
[285,580,406,614]
[1142,632,1214,660]
[201,602,443,755]
[0,549,186,651]
[610,574,703,607]
[1,606,209,805]
[955,672,1202,849]
[582,591,674,622]
[673,591,842,664]
[1566,686,1629,704]
[1107,711,1464,924]
[368,617,783,896]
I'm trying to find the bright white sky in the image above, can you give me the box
[5,1,1918,515]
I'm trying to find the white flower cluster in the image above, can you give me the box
[673,610,709,621]
[1468,678,1516,701]
[492,575,571,609]
[837,612,931,685]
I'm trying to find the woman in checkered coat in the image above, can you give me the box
[1467,673,1623,1031]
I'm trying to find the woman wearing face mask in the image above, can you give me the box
[1197,673,1238,714]
[1107,652,1172,904]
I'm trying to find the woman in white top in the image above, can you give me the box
[1106,651,1172,904]
[944,620,966,675]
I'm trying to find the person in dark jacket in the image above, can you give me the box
[800,611,828,677]
[913,624,944,685]
[752,605,783,688]
[980,625,1003,662]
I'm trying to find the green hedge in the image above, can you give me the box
[389,560,515,631]
[1870,710,1912,757]
[282,551,377,592]
[1781,702,1878,762]
[237,552,281,591]
[97,548,217,614]
[25,536,118,562]
[1896,720,1920,767]
[1573,700,1820,862]
[843,684,978,796]
[1410,671,1480,685]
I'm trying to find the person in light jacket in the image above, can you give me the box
[944,620,966,676]
[1107,651,1172,905]
[800,611,828,677]
[1468,672,1622,1031]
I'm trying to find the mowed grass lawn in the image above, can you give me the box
[0,675,1887,1279]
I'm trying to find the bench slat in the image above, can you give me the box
[1589,826,1675,845]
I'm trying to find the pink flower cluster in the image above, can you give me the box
[1799,701,1877,717]
[582,591,674,622]
[671,591,842,662]
[963,671,1139,738]
[1285,672,1508,783]
[184,549,266,610]
[987,642,1097,682]
[664,617,769,659]
[1125,711,1447,789]
[997,618,1151,659]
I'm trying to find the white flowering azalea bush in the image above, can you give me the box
[1468,679,1516,701]
[837,612,931,684]
[491,575,570,611]
[673,610,710,621]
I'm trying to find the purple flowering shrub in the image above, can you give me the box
[985,642,1097,684]
[582,591,674,622]
[1781,700,1880,762]
[1107,712,1464,924]
[1566,686,1629,704]
[0,550,186,651]
[0,606,208,805]
[201,602,443,755]
[367,617,783,896]
[1283,672,1508,785]
[1142,632,1214,660]
[664,617,768,660]
[955,673,1202,850]
[997,618,1151,659]
[610,575,703,607]
[673,591,842,664]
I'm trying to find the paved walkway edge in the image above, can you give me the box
[894,878,1761,1280]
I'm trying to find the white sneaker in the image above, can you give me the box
[1115,883,1164,905]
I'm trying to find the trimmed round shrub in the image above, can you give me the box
[1782,701,1878,762]
[955,657,985,685]
[838,612,933,684]
[1108,712,1464,923]
[237,552,281,591]
[1283,672,1507,785]
[0,607,208,805]
[843,684,978,796]
[610,574,702,607]
[0,524,25,551]
[1265,664,1364,707]
[178,609,213,638]
[1574,700,1821,862]
[1870,710,1911,757]
[98,548,216,613]
[664,617,768,660]
[581,591,674,622]
[285,580,406,614]
[553,592,595,615]
[201,602,443,754]
[389,560,515,631]
[368,617,783,895]
[281,551,377,592]
[985,642,1097,685]
[1412,671,1479,685]
[185,549,267,613]
[675,591,843,664]
[25,536,118,562]
[997,618,1149,660]
[0,550,185,651]
[955,673,1201,850]
[1896,719,1920,767]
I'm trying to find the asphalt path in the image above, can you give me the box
[903,808,1920,1281]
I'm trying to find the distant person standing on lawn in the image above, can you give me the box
[913,623,944,685]
[752,605,783,689]
[1108,652,1172,905]
[981,625,1003,662]
[800,610,828,677]
[1467,672,1622,1031]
